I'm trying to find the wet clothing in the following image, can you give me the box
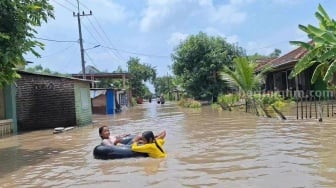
[102,136,117,146]
[131,139,167,158]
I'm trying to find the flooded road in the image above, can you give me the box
[0,102,336,187]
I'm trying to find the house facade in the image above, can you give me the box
[15,71,92,131]
[259,45,327,98]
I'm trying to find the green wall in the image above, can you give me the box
[74,82,92,126]
[4,85,17,133]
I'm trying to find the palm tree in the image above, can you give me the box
[290,4,336,88]
[220,57,262,96]
[220,57,270,115]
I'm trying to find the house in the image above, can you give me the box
[90,88,126,114]
[15,71,92,131]
[72,69,132,107]
[258,44,327,98]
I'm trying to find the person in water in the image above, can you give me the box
[131,130,167,158]
[99,126,130,146]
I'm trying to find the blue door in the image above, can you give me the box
[106,89,114,114]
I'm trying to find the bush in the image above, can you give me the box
[177,98,201,108]
[217,93,240,110]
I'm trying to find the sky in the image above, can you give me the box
[25,0,336,78]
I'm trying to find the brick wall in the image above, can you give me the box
[16,73,77,131]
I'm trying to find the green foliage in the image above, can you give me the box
[290,4,336,86]
[217,93,240,107]
[249,48,282,60]
[153,76,173,97]
[253,93,284,106]
[220,57,262,95]
[25,64,70,77]
[171,32,245,100]
[127,57,156,97]
[0,0,54,88]
[177,98,201,108]
[269,49,282,58]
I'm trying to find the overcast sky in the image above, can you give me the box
[24,0,336,77]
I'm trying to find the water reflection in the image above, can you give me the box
[0,102,335,187]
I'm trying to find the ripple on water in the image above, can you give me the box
[0,104,336,187]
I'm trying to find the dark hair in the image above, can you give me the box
[142,131,164,154]
[99,126,108,139]
[142,131,155,143]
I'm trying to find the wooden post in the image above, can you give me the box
[318,103,323,122]
[309,96,312,118]
[315,97,317,119]
[272,105,286,120]
[301,97,303,119]
[327,101,329,117]
[305,96,308,119]
[332,103,334,117]
[296,96,299,120]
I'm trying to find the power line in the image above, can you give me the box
[35,37,77,43]
[101,45,170,58]
[51,0,73,12]
[92,16,125,60]
[84,51,99,68]
[76,0,126,60]
[26,44,77,59]
[81,21,124,62]
[83,18,125,62]
[32,36,170,59]
[63,0,77,9]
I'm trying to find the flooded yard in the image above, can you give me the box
[0,102,335,187]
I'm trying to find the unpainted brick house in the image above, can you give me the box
[15,71,92,131]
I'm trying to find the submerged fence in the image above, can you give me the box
[0,119,13,137]
[296,96,336,121]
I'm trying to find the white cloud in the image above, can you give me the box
[90,0,128,23]
[210,4,246,24]
[139,0,251,32]
[246,41,274,55]
[167,32,189,46]
[271,0,303,5]
[204,27,239,43]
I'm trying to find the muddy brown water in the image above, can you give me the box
[0,102,335,187]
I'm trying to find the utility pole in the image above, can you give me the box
[73,0,92,79]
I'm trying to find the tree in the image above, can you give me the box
[127,57,156,97]
[0,0,54,87]
[153,76,172,97]
[171,32,245,101]
[25,64,69,77]
[220,57,262,95]
[289,4,336,87]
[269,49,281,58]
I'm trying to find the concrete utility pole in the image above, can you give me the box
[73,0,92,79]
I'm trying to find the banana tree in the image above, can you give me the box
[289,4,336,88]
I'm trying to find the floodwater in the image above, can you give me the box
[0,101,336,188]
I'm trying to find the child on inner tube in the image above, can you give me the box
[131,130,167,158]
[98,126,130,146]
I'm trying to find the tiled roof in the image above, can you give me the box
[255,58,276,71]
[269,45,309,68]
[256,41,312,71]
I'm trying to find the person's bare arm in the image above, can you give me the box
[155,130,166,139]
[120,133,131,137]
[132,134,142,143]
